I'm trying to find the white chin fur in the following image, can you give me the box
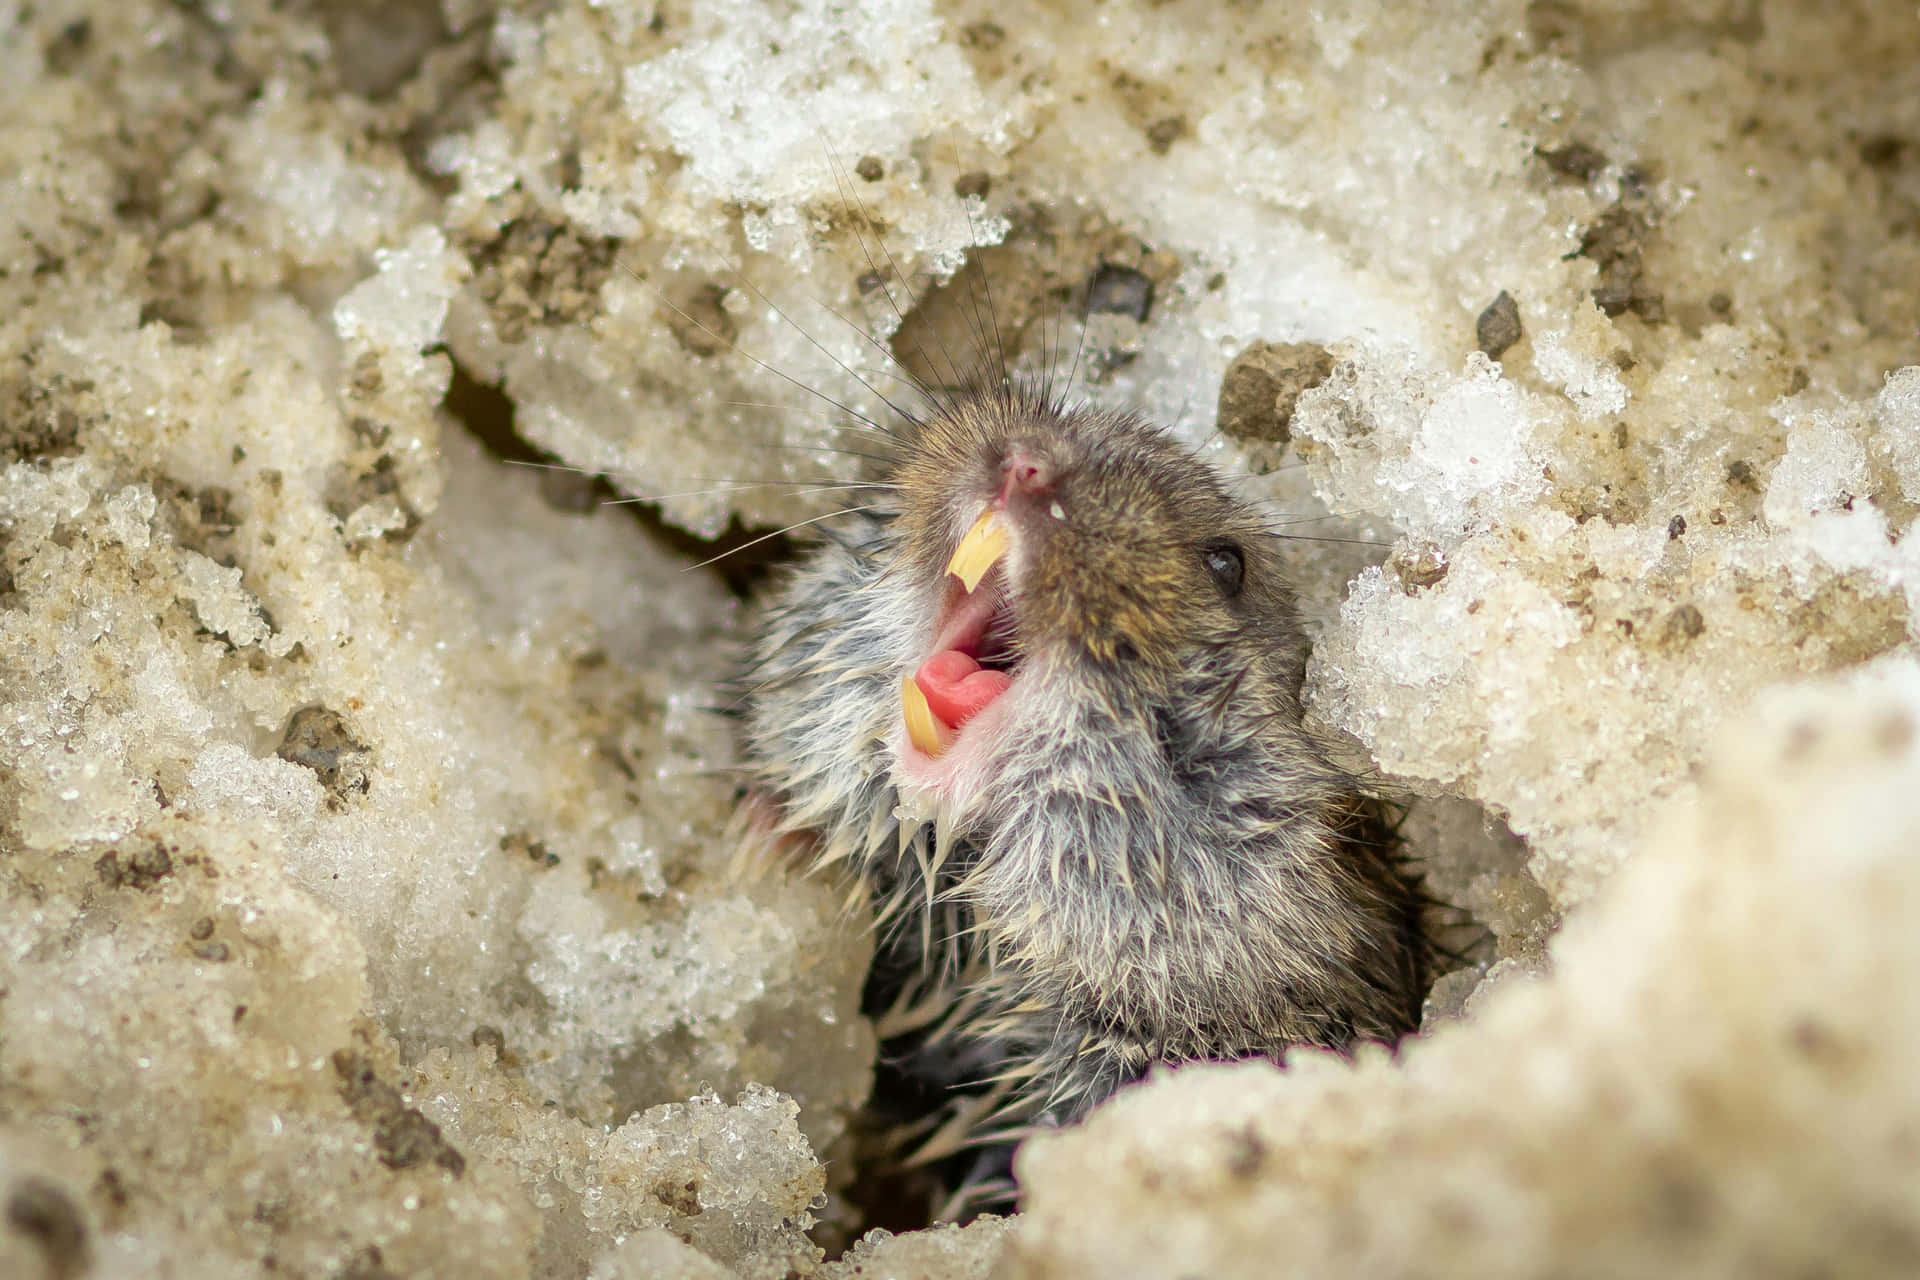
[889,685,1018,824]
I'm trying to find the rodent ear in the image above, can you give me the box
[1200,539,1246,598]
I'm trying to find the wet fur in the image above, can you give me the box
[741,384,1430,1132]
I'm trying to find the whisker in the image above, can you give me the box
[616,258,894,439]
[599,479,890,506]
[814,133,971,400]
[711,405,902,463]
[1271,533,1394,548]
[1165,389,1196,434]
[769,444,899,467]
[811,292,953,414]
[504,458,605,475]
[1267,510,1382,527]
[682,503,889,572]
[842,365,933,384]
[721,268,921,432]
[507,455,897,500]
[601,480,891,506]
[948,241,1000,392]
[1223,458,1311,482]
[764,440,902,467]
[1061,259,1094,411]
[963,202,1011,388]
[803,142,960,414]
[1025,207,1069,411]
[1039,229,1061,406]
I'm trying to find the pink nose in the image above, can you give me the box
[1002,446,1052,495]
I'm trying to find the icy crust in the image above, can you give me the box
[427,0,1920,911]
[434,0,1015,539]
[0,355,868,1274]
[1302,358,1920,902]
[0,8,870,1270]
[816,1218,1013,1279]
[4,0,1920,1277]
[1007,658,1920,1278]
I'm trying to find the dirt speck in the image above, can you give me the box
[1476,291,1523,359]
[1660,604,1707,647]
[338,1243,399,1280]
[653,1176,703,1216]
[470,1024,520,1068]
[660,283,737,358]
[1389,543,1451,593]
[1859,133,1911,171]
[1574,194,1665,323]
[1536,140,1608,183]
[961,21,1005,49]
[276,705,373,802]
[501,832,560,868]
[96,843,174,891]
[1085,263,1154,322]
[7,1178,90,1279]
[953,171,991,200]
[332,1051,466,1176]
[467,216,619,343]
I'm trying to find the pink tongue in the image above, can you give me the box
[914,651,1012,731]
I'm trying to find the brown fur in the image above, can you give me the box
[742,383,1431,1166]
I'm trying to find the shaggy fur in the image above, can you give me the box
[741,385,1429,1130]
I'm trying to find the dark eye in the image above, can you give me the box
[1201,540,1245,597]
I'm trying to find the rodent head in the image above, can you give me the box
[889,385,1311,770]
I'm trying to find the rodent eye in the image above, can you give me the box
[1201,539,1245,597]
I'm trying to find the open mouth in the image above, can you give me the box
[901,509,1019,759]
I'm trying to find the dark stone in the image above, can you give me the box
[1476,291,1523,359]
[661,283,737,358]
[1215,341,1336,445]
[1085,264,1154,322]
[1536,141,1608,183]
